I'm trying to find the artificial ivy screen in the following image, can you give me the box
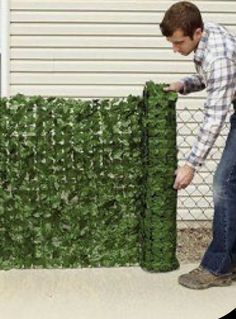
[0,81,179,271]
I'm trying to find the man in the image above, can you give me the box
[160,1,236,289]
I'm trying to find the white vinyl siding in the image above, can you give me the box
[0,0,10,96]
[9,0,236,220]
[11,0,236,99]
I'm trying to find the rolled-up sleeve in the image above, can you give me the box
[185,57,235,169]
[179,74,206,95]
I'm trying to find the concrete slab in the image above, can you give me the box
[0,264,235,319]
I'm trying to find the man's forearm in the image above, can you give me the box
[179,74,205,95]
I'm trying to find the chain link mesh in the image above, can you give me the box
[176,106,232,262]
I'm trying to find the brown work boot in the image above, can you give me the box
[178,266,232,289]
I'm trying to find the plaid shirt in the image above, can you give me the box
[180,22,236,169]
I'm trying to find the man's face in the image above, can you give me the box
[166,28,202,56]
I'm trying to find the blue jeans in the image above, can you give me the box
[201,102,236,275]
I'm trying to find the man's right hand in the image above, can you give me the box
[163,82,184,92]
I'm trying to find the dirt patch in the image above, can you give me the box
[176,228,212,263]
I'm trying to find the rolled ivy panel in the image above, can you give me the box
[140,81,179,272]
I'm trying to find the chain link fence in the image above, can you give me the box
[176,106,232,263]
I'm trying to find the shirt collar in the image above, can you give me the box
[194,23,209,65]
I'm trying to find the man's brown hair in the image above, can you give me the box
[159,1,204,39]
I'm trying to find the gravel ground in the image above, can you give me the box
[176,227,212,263]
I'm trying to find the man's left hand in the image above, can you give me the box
[173,164,195,190]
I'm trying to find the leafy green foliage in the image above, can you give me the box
[0,82,178,271]
[140,82,179,271]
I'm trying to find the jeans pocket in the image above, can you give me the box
[230,113,236,128]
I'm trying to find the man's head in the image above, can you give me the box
[159,1,204,55]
